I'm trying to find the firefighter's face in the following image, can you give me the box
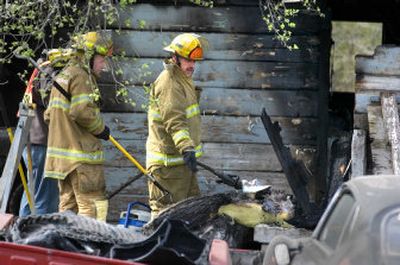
[92,54,109,77]
[174,56,196,77]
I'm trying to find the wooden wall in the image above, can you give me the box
[99,1,330,222]
[354,46,400,176]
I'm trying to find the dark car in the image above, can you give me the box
[263,175,400,265]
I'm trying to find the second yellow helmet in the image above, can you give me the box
[72,31,113,56]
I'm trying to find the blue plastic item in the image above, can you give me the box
[118,202,151,228]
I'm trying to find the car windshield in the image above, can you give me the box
[384,209,400,256]
[318,193,356,250]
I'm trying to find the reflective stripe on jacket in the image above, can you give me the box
[147,144,203,167]
[44,60,105,179]
[146,60,202,169]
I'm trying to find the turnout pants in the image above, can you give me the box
[148,164,200,217]
[58,164,106,219]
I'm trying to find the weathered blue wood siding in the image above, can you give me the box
[101,1,330,221]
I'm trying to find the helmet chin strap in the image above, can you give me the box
[90,55,95,70]
[173,53,181,67]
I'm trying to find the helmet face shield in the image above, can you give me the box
[188,46,203,60]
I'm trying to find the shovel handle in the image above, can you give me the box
[197,161,242,190]
[197,161,219,176]
[109,135,147,174]
[108,135,172,198]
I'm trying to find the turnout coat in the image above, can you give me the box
[146,60,203,170]
[44,59,105,180]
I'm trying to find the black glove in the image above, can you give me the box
[183,151,198,173]
[95,125,110,141]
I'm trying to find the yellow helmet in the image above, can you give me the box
[163,33,208,61]
[72,31,113,56]
[46,48,77,67]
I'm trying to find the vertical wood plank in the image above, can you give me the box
[381,92,400,175]
[351,129,366,178]
[367,105,393,174]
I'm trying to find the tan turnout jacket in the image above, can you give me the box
[44,59,105,180]
[146,60,202,169]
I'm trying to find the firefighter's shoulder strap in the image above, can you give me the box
[47,70,71,102]
[32,49,75,106]
[36,63,68,108]
[43,49,74,102]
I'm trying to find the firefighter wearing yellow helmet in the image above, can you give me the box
[44,31,113,220]
[146,33,208,216]
[72,31,113,57]
[163,33,207,60]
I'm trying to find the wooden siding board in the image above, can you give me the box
[356,46,400,76]
[199,116,317,144]
[100,85,319,117]
[356,46,400,92]
[112,4,323,34]
[356,75,400,92]
[100,59,319,89]
[103,113,317,145]
[201,88,318,116]
[112,31,320,62]
[104,140,283,171]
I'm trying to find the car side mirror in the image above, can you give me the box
[274,243,291,265]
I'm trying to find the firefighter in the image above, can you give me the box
[146,33,208,216]
[44,31,112,220]
[19,56,60,216]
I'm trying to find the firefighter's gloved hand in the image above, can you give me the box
[183,151,198,173]
[95,125,110,141]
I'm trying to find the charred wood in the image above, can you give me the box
[260,108,311,214]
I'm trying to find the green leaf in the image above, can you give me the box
[138,19,146,29]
